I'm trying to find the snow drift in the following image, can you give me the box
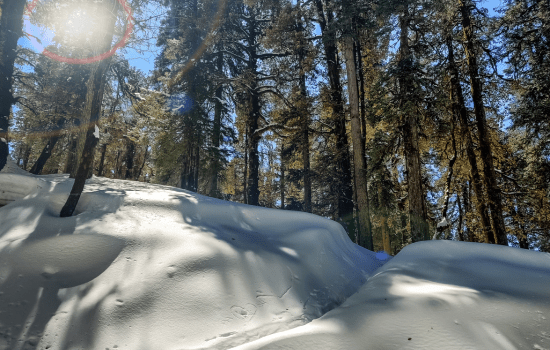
[0,165,384,350]
[1,162,550,350]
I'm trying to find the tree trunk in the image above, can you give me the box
[124,139,135,180]
[135,145,148,181]
[97,142,107,177]
[314,0,354,224]
[60,1,116,217]
[210,52,223,198]
[399,10,428,242]
[0,0,26,172]
[379,186,391,254]
[30,135,61,175]
[446,33,493,243]
[298,50,311,213]
[280,141,285,209]
[457,192,465,241]
[243,130,248,204]
[343,35,373,251]
[22,143,31,171]
[460,0,508,245]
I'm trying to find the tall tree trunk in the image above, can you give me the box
[343,35,374,251]
[399,10,428,242]
[60,1,116,217]
[0,0,26,172]
[457,192,465,241]
[379,186,391,254]
[245,16,261,206]
[64,122,79,175]
[97,142,107,177]
[280,141,285,209]
[243,130,248,204]
[193,140,200,192]
[355,40,368,160]
[446,33,493,243]
[210,52,223,198]
[30,135,61,175]
[314,0,354,225]
[124,138,135,180]
[135,145,148,180]
[460,0,508,245]
[298,49,311,213]
[22,143,31,171]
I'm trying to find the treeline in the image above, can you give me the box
[6,0,550,253]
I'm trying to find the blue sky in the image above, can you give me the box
[19,0,507,76]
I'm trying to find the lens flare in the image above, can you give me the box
[23,0,134,64]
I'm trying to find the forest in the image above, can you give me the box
[0,0,549,254]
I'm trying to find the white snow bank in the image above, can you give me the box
[235,240,550,350]
[0,173,385,350]
[0,159,42,206]
[2,169,550,350]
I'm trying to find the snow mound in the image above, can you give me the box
[235,240,550,350]
[0,173,385,350]
[5,234,124,288]
[0,159,43,206]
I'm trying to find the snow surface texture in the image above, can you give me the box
[0,165,384,350]
[1,163,550,350]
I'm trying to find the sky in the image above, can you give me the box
[18,0,507,76]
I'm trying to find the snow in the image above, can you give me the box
[437,216,449,228]
[0,164,550,350]
[93,124,100,139]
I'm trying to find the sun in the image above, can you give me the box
[50,2,112,48]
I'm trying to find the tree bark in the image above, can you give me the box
[298,40,311,213]
[97,142,107,177]
[446,33,493,243]
[30,120,64,175]
[60,1,116,217]
[0,0,27,172]
[460,0,508,245]
[210,52,223,198]
[314,0,354,224]
[398,10,428,242]
[124,138,135,180]
[343,35,373,251]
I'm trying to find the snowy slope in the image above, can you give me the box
[0,168,384,350]
[1,166,550,350]
[235,241,550,350]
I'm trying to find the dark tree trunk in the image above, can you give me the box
[343,35,374,251]
[457,192,465,241]
[210,52,223,198]
[124,139,135,180]
[246,92,261,205]
[0,0,26,172]
[135,145,148,181]
[314,0,354,224]
[60,2,116,217]
[298,37,311,213]
[245,15,261,207]
[97,142,107,177]
[460,0,508,245]
[355,40,368,161]
[65,127,79,176]
[446,33,493,243]
[280,143,285,210]
[30,137,60,175]
[398,10,428,242]
[193,141,200,192]
[22,143,31,171]
[243,130,248,204]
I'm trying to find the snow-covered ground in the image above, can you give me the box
[1,160,549,350]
